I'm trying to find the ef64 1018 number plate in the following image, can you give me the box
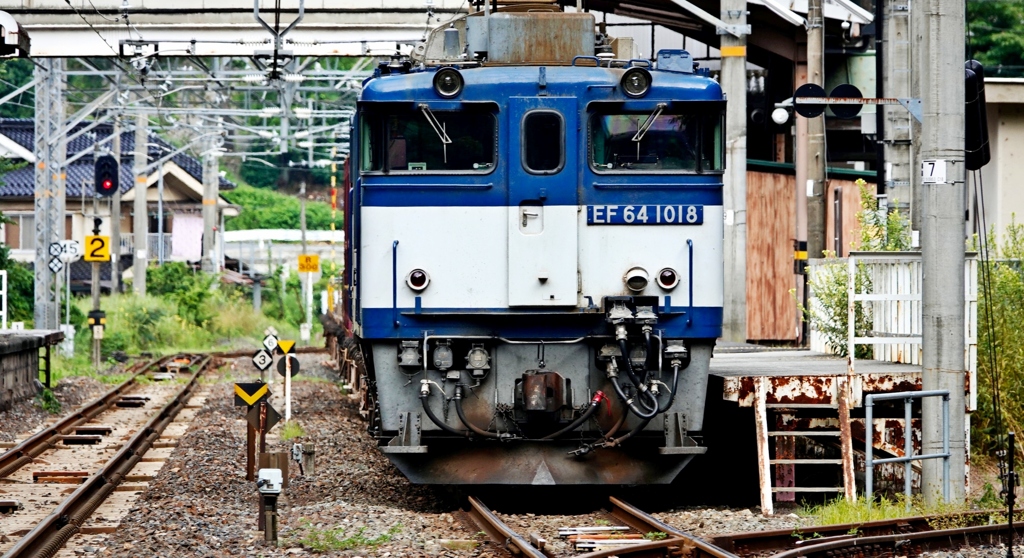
[586,204,703,225]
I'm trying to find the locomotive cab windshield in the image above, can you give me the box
[590,103,725,173]
[360,103,497,173]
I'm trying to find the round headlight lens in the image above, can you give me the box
[624,267,649,292]
[657,268,680,290]
[433,67,464,99]
[621,67,652,98]
[406,269,430,291]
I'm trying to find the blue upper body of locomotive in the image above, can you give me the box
[348,56,726,341]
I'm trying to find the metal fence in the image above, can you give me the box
[865,390,951,508]
[807,252,978,409]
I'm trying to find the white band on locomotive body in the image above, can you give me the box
[358,204,725,311]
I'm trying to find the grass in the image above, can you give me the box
[36,388,61,414]
[292,521,401,552]
[799,493,1004,529]
[280,420,307,441]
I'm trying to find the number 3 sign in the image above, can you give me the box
[84,236,111,262]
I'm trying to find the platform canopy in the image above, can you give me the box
[2,0,871,64]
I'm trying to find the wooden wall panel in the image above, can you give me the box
[746,171,798,342]
[825,178,864,257]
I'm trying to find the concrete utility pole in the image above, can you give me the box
[720,1,748,343]
[33,58,66,330]
[201,136,219,273]
[882,0,915,225]
[133,113,148,296]
[805,0,827,260]
[111,116,122,293]
[918,0,966,504]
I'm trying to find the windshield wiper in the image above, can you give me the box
[631,103,668,143]
[419,104,452,164]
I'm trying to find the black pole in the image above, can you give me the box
[874,0,886,197]
[1009,431,1016,558]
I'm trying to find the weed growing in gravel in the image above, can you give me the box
[801,495,914,525]
[293,521,401,552]
[36,388,61,414]
[280,420,307,441]
[644,532,668,541]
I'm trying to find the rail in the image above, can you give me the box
[711,508,1023,555]
[2,354,211,558]
[465,496,546,558]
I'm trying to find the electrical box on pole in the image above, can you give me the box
[94,154,119,198]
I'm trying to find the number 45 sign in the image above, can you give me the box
[84,236,111,262]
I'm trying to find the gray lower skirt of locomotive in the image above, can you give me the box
[371,341,712,485]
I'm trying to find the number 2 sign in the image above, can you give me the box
[84,236,111,262]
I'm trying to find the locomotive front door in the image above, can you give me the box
[507,96,579,307]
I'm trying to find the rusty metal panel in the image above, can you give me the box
[732,375,837,407]
[522,371,568,412]
[487,12,595,65]
[727,371,922,408]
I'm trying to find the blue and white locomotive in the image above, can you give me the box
[343,7,725,485]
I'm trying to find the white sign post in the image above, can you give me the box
[59,240,83,328]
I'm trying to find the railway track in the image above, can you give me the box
[464,495,741,558]
[713,509,1022,557]
[464,494,1020,558]
[0,354,215,558]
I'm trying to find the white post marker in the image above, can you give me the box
[278,340,296,422]
[298,254,319,345]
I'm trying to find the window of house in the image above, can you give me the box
[3,214,35,250]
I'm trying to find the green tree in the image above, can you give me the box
[0,213,34,325]
[221,184,343,231]
[968,0,1024,76]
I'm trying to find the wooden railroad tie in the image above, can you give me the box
[0,499,22,513]
[33,471,89,484]
[60,435,104,445]
[73,425,114,436]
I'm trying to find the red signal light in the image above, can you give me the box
[102,180,113,190]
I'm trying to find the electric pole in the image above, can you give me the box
[919,0,966,504]
[720,0,749,343]
[201,135,219,273]
[133,112,148,297]
[805,0,826,260]
[111,116,122,293]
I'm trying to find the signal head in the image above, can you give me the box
[94,154,119,198]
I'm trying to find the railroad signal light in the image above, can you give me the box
[94,154,119,198]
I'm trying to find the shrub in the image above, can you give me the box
[974,217,1024,454]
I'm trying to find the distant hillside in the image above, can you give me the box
[222,184,343,231]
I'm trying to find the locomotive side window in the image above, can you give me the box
[589,107,725,173]
[360,105,496,173]
[522,111,564,174]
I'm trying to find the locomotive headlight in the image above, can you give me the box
[657,268,680,290]
[433,67,464,99]
[621,67,652,98]
[406,269,430,291]
[465,344,490,370]
[624,267,649,292]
